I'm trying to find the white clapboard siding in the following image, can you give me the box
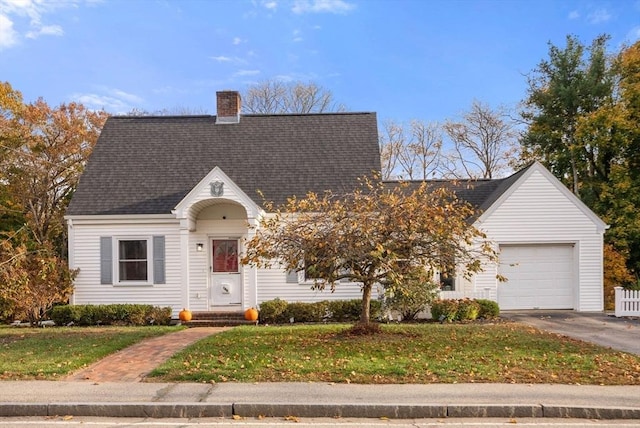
[475,168,604,311]
[69,219,182,313]
[69,163,604,315]
[256,267,376,304]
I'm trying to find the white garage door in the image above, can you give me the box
[498,244,574,310]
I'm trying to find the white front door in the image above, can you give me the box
[210,239,242,307]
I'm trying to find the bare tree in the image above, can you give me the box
[379,119,405,180]
[242,80,288,114]
[125,106,210,116]
[442,100,518,179]
[242,80,345,114]
[406,120,442,179]
[379,119,443,180]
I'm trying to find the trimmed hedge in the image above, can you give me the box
[476,299,500,319]
[257,298,289,324]
[258,299,382,324]
[50,304,172,326]
[430,299,460,322]
[430,298,500,322]
[457,299,480,320]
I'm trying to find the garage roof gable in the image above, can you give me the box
[476,161,607,233]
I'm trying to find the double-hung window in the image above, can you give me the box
[439,263,456,291]
[100,236,165,285]
[118,239,149,282]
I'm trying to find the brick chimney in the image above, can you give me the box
[216,91,241,124]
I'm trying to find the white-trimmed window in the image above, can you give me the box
[285,266,319,285]
[285,261,351,285]
[439,264,456,291]
[118,239,149,282]
[100,236,165,285]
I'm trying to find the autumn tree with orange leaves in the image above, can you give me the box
[0,82,108,322]
[0,83,108,250]
[243,178,498,326]
[521,36,640,285]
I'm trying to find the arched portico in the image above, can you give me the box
[190,199,251,311]
[172,167,262,313]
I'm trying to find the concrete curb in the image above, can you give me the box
[0,403,231,418]
[1,403,639,419]
[232,403,448,418]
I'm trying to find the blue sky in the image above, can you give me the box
[1,0,639,123]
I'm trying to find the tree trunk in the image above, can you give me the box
[571,154,580,196]
[360,282,372,324]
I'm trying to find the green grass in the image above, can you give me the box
[149,323,640,385]
[0,325,180,380]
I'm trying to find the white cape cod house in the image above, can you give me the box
[65,91,606,316]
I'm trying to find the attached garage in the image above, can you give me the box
[498,244,575,310]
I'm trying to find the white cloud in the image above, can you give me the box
[626,26,640,42]
[0,13,18,49]
[292,28,302,42]
[71,87,144,114]
[110,88,144,104]
[234,69,260,77]
[0,0,87,46]
[26,23,62,38]
[261,0,277,10]
[292,0,356,14]
[232,36,243,45]
[211,55,248,65]
[274,72,318,82]
[587,8,611,24]
[568,10,579,20]
[72,93,130,113]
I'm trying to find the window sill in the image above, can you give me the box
[113,283,154,287]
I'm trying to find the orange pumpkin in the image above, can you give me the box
[244,307,258,321]
[178,308,192,322]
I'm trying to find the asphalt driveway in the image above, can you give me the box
[503,310,640,356]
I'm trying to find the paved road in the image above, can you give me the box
[502,310,640,355]
[1,381,639,419]
[1,416,640,427]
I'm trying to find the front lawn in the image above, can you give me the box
[0,325,180,380]
[149,323,640,385]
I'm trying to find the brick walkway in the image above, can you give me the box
[65,327,228,383]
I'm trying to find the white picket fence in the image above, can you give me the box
[438,287,497,302]
[614,287,640,317]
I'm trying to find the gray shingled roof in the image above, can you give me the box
[383,163,533,216]
[67,113,381,216]
[68,112,530,217]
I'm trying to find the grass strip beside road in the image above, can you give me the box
[149,323,640,385]
[0,325,180,380]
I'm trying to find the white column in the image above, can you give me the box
[246,217,259,308]
[67,218,76,305]
[180,225,190,312]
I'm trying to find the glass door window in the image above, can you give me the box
[212,240,239,273]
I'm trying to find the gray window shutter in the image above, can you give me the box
[285,270,298,283]
[153,236,166,284]
[100,237,112,285]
